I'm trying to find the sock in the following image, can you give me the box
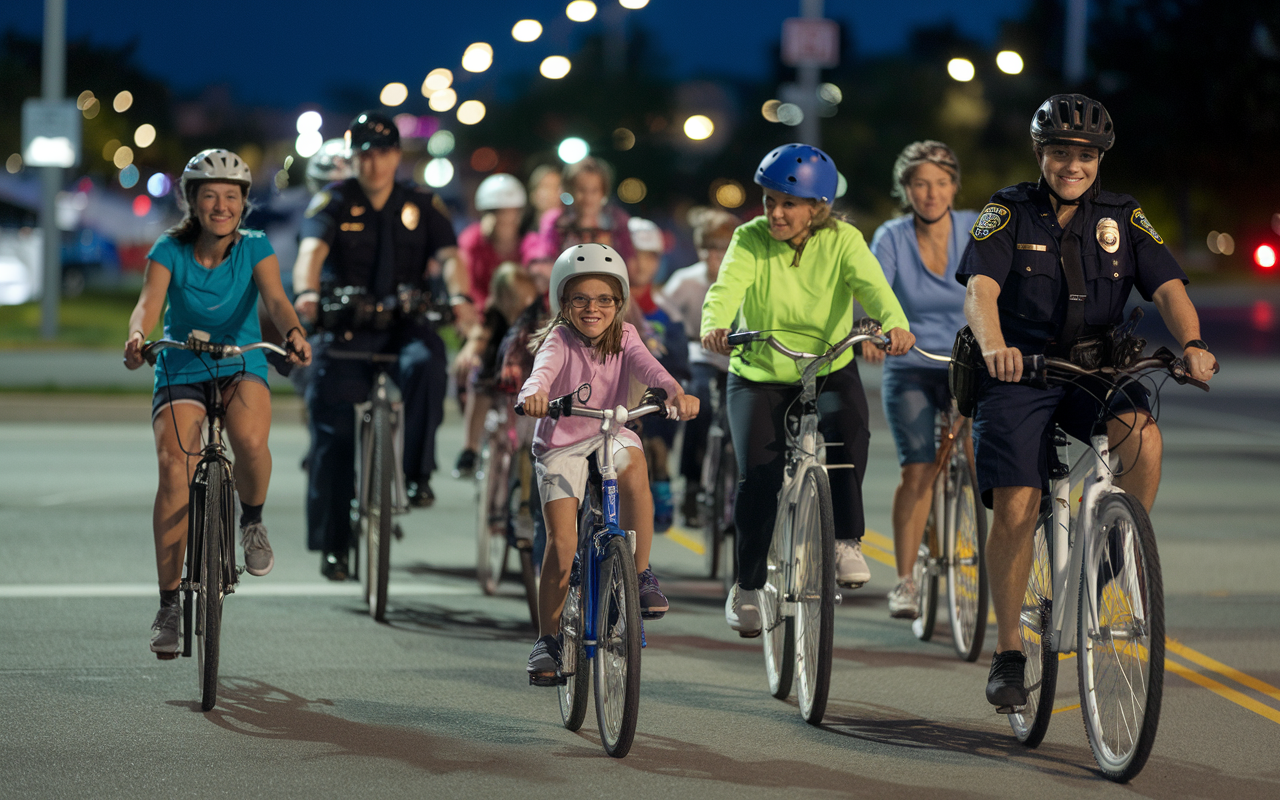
[160,589,180,609]
[240,502,264,529]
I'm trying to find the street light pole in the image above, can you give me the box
[40,0,66,340]
[1064,0,1087,85]
[797,0,823,148]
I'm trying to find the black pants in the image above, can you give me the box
[679,362,723,483]
[727,363,870,590]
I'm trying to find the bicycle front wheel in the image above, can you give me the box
[594,536,641,758]
[475,440,511,596]
[762,507,794,700]
[1008,514,1057,746]
[1077,493,1164,782]
[946,443,988,661]
[196,462,232,712]
[365,404,393,622]
[793,465,835,725]
[558,566,589,731]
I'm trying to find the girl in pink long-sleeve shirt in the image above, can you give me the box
[518,243,698,684]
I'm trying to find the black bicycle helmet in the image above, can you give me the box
[347,110,400,152]
[1030,94,1115,151]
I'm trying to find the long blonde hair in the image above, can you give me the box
[528,273,627,363]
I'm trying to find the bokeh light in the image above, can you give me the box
[619,0,649,7]
[428,88,457,112]
[462,42,494,73]
[113,145,134,169]
[683,115,715,140]
[132,195,151,216]
[540,56,572,79]
[81,98,100,119]
[423,157,454,188]
[558,137,589,164]
[948,58,976,82]
[296,111,322,134]
[422,68,453,96]
[566,1,597,22]
[134,124,156,148]
[380,82,409,106]
[617,178,647,204]
[512,20,542,42]
[818,83,843,104]
[613,128,635,150]
[113,91,133,113]
[996,51,1024,74]
[76,90,94,110]
[713,180,745,208]
[776,103,804,126]
[5,154,21,174]
[118,164,139,188]
[427,130,456,157]
[296,131,323,157]
[470,147,499,172]
[1217,232,1235,256]
[274,169,289,190]
[836,172,849,198]
[1256,244,1277,269]
[102,139,120,161]
[761,99,781,123]
[146,172,171,197]
[457,100,486,125]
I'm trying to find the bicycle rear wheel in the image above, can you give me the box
[793,466,835,725]
[762,510,795,700]
[946,443,988,661]
[365,404,393,622]
[912,519,939,641]
[196,462,231,712]
[558,557,589,731]
[475,438,512,596]
[594,536,641,758]
[1008,514,1057,746]
[1078,493,1164,782]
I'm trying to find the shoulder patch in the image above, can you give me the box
[970,203,1011,241]
[1130,208,1163,244]
[304,191,330,219]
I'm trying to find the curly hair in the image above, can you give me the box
[890,140,961,208]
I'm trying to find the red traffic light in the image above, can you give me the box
[1256,244,1277,269]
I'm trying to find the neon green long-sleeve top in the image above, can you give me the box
[700,216,909,384]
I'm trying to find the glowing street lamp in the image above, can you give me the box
[947,58,976,82]
[462,42,493,73]
[683,115,714,140]
[512,20,542,42]
[558,137,589,164]
[566,1,596,22]
[540,56,572,79]
[996,50,1024,75]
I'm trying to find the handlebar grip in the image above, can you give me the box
[726,331,757,346]
[514,404,526,416]
[1019,353,1048,388]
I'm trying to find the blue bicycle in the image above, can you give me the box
[518,384,672,758]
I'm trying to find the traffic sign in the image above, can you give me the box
[782,17,840,68]
[22,99,81,168]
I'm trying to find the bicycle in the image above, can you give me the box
[725,319,887,726]
[141,332,288,712]
[1005,346,1213,782]
[517,384,675,758]
[699,371,737,589]
[902,348,989,662]
[475,389,540,627]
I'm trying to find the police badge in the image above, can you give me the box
[971,203,1011,241]
[1130,208,1163,244]
[401,201,420,231]
[1096,218,1120,253]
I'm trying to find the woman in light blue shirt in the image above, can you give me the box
[866,140,977,620]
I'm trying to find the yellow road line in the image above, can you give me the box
[1053,703,1081,714]
[1165,659,1280,726]
[1167,638,1280,703]
[664,526,705,555]
[863,529,895,551]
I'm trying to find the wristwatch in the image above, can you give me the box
[1182,339,1209,351]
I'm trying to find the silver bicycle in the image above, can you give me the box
[726,319,886,726]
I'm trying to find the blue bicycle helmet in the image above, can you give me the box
[754,143,839,203]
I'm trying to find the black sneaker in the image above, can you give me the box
[986,650,1029,709]
[638,568,669,619]
[406,481,435,508]
[527,635,564,687]
[321,551,349,581]
[452,449,478,479]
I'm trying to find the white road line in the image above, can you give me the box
[0,582,472,599]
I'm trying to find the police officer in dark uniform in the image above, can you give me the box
[956,94,1218,708]
[292,111,472,579]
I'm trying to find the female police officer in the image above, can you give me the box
[958,94,1218,708]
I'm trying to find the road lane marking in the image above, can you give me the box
[0,582,471,598]
[1165,658,1280,726]
[665,526,705,555]
[1167,638,1280,703]
[1052,703,1081,714]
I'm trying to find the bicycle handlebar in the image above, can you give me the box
[138,334,288,367]
[1018,349,1218,392]
[515,386,676,421]
[726,319,888,364]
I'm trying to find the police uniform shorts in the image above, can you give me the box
[971,373,1151,508]
[882,365,952,466]
[151,373,269,422]
[534,434,642,505]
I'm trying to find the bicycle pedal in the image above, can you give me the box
[995,705,1025,715]
[836,580,867,589]
[529,673,566,687]
[738,629,763,639]
[640,610,666,621]
[154,651,179,661]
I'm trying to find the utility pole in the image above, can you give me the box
[40,0,66,340]
[1064,0,1088,85]
[796,0,823,147]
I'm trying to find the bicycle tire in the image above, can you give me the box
[475,441,497,594]
[911,515,939,641]
[594,536,641,758]
[366,404,393,622]
[476,436,512,596]
[1008,514,1057,746]
[762,505,795,700]
[700,430,723,579]
[197,462,230,712]
[1077,493,1164,782]
[946,443,988,662]
[558,569,589,731]
[793,466,835,725]
[518,546,539,628]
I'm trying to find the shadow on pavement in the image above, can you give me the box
[381,601,535,641]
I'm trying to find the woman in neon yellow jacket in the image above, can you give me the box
[701,144,914,637]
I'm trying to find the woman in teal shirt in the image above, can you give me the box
[124,149,311,658]
[701,144,914,637]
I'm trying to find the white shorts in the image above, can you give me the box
[534,438,641,505]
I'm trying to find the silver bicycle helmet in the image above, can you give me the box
[180,148,252,201]
[548,243,630,316]
[475,173,527,211]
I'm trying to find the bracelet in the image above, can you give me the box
[1182,338,1209,351]
[295,290,320,303]
[449,293,474,307]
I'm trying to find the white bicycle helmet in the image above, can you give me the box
[627,217,664,253]
[305,139,353,193]
[548,243,630,316]
[475,173,527,211]
[180,149,252,200]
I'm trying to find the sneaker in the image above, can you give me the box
[452,449,478,479]
[321,551,349,581]
[527,634,563,686]
[638,568,669,619]
[835,539,871,587]
[240,522,274,577]
[725,584,761,637]
[150,605,181,658]
[887,577,920,619]
[652,480,673,533]
[406,481,435,508]
[986,650,1029,709]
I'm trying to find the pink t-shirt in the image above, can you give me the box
[518,322,681,453]
[458,223,528,309]
[523,206,635,266]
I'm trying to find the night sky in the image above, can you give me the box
[2,0,1030,106]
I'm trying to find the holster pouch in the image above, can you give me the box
[1068,336,1107,371]
[949,325,982,418]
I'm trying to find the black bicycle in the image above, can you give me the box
[142,333,288,712]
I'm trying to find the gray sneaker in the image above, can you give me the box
[835,539,871,587]
[241,522,274,577]
[725,584,761,638]
[888,577,920,619]
[150,605,181,658]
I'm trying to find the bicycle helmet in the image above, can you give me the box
[305,138,354,193]
[474,173,527,211]
[754,143,838,203]
[548,243,631,316]
[347,110,400,152]
[1030,94,1115,151]
[627,217,664,253]
[180,148,252,201]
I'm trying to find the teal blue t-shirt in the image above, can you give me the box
[147,230,274,390]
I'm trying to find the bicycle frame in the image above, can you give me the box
[356,369,409,517]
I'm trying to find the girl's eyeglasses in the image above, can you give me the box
[568,294,619,309]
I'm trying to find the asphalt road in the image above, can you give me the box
[1,360,1278,799]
